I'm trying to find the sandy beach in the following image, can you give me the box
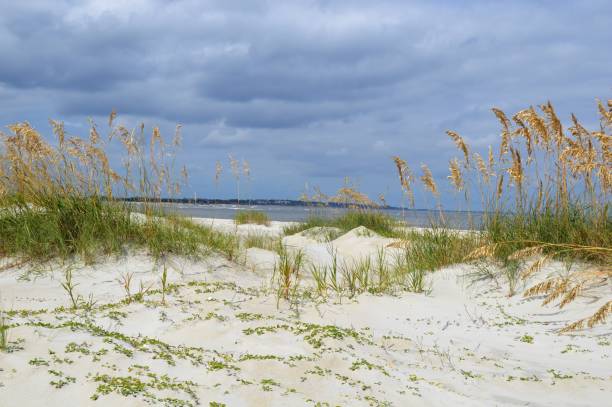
[0,217,609,407]
[2,1,611,405]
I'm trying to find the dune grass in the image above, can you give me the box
[483,205,611,263]
[283,210,399,238]
[234,210,270,226]
[242,233,279,251]
[0,199,238,265]
[393,98,612,331]
[0,307,8,352]
[285,226,481,301]
[0,116,237,264]
[280,208,481,300]
[394,227,481,279]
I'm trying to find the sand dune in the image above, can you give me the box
[0,219,609,406]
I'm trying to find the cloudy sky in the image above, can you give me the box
[1,0,610,208]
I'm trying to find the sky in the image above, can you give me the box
[0,0,610,208]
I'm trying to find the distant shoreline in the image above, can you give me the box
[120,197,485,214]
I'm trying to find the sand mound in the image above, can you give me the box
[330,226,397,262]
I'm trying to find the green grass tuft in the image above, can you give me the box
[234,210,270,226]
[0,195,238,263]
[284,210,398,237]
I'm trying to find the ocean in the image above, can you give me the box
[155,203,483,229]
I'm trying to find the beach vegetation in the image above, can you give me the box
[394,98,611,331]
[284,210,398,238]
[234,210,270,226]
[0,114,237,264]
[273,244,304,302]
[0,306,9,352]
[242,233,279,251]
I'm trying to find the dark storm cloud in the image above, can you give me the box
[0,0,610,206]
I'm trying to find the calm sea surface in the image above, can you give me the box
[156,203,483,229]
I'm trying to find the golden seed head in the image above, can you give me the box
[420,163,438,196]
[447,158,463,191]
[446,130,469,164]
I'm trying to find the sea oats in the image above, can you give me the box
[242,159,251,179]
[597,99,612,124]
[587,300,612,328]
[492,108,511,158]
[520,254,552,280]
[521,106,549,148]
[392,156,415,207]
[446,130,469,164]
[507,147,523,188]
[108,109,117,128]
[541,101,563,149]
[464,243,498,261]
[509,245,544,261]
[89,121,101,145]
[560,297,612,333]
[420,164,438,196]
[448,158,463,191]
[173,124,182,147]
[50,119,65,147]
[473,153,489,182]
[512,114,533,159]
[559,283,584,309]
[214,161,223,186]
[228,154,239,179]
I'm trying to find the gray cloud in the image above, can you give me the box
[0,0,610,207]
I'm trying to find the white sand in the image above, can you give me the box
[0,218,609,406]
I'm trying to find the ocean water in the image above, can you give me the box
[157,203,483,229]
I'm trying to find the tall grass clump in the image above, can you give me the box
[393,98,612,331]
[0,114,235,263]
[234,210,270,226]
[273,244,304,302]
[395,228,480,272]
